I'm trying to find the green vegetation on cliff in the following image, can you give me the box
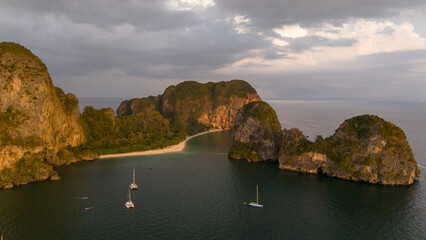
[240,101,281,132]
[229,101,282,162]
[228,141,262,162]
[278,115,419,185]
[78,106,186,154]
[0,42,46,70]
[279,128,314,156]
[117,97,158,116]
[212,79,257,100]
[317,115,415,166]
[0,106,41,147]
[0,153,56,188]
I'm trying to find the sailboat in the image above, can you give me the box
[130,168,138,190]
[248,185,263,208]
[125,188,135,208]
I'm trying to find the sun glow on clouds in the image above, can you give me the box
[271,38,289,47]
[274,25,308,39]
[315,20,426,54]
[312,20,426,61]
[166,0,215,10]
[218,19,426,75]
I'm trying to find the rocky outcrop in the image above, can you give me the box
[229,101,282,162]
[197,93,260,130]
[278,115,420,185]
[279,128,327,173]
[116,96,158,116]
[0,42,86,189]
[227,100,419,185]
[117,80,261,135]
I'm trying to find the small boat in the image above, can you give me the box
[248,185,263,208]
[130,168,138,190]
[125,188,134,208]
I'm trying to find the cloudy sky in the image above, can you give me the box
[1,0,426,100]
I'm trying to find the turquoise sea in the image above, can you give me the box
[0,99,425,239]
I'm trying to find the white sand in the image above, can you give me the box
[99,129,226,159]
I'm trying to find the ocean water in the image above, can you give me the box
[0,100,424,239]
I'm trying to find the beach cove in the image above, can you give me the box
[99,129,226,159]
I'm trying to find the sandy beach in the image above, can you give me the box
[99,129,226,159]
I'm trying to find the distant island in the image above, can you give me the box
[229,101,420,185]
[0,42,420,189]
[0,42,260,189]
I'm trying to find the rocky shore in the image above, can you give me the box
[229,101,420,186]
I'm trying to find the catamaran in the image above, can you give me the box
[130,168,138,190]
[125,188,134,208]
[248,185,263,208]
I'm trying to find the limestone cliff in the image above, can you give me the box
[279,115,420,185]
[0,42,85,189]
[278,128,328,173]
[116,96,158,116]
[229,101,282,162]
[117,80,261,135]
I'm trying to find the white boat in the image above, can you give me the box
[248,185,263,208]
[130,168,138,190]
[125,188,134,208]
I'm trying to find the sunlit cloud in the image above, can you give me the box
[166,0,215,10]
[313,20,426,58]
[270,38,289,47]
[274,25,308,39]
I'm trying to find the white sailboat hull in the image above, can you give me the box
[248,185,263,208]
[248,202,263,208]
[125,201,134,208]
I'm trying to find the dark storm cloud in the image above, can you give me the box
[215,0,426,28]
[1,0,197,31]
[0,1,268,79]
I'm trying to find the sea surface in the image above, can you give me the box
[0,99,425,239]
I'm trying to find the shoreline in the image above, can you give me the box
[99,129,227,159]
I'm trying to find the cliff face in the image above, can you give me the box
[229,101,282,162]
[279,115,420,185]
[278,128,328,173]
[117,80,260,135]
[0,42,85,188]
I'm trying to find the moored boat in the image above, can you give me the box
[248,185,263,208]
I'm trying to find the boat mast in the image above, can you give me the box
[133,168,135,184]
[256,185,259,204]
[129,188,132,201]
